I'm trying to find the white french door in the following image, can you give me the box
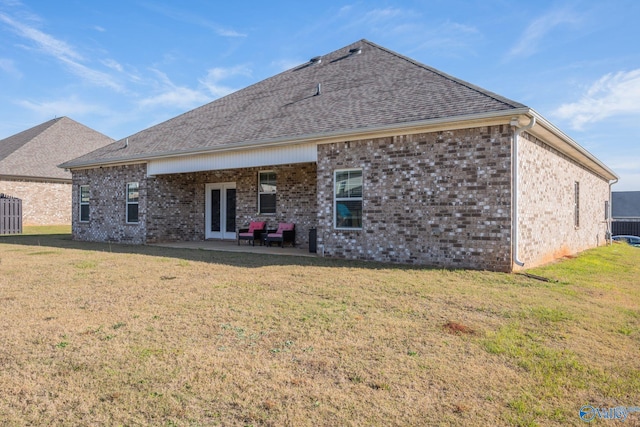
[205,182,236,239]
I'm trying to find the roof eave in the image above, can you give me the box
[61,108,531,170]
[61,107,617,182]
[0,174,71,183]
[525,109,618,181]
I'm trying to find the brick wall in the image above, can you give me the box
[72,164,147,243]
[69,126,611,272]
[517,133,610,268]
[316,126,514,271]
[72,163,317,246]
[0,178,71,225]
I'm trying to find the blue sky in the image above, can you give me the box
[1,0,639,189]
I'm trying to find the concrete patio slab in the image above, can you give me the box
[150,240,318,258]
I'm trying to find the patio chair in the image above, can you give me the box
[266,222,295,247]
[237,221,267,246]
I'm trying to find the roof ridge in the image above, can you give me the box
[361,39,526,110]
[0,117,63,161]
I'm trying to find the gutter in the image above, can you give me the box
[608,178,619,245]
[511,116,536,268]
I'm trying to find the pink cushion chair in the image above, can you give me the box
[266,223,295,247]
[237,221,267,246]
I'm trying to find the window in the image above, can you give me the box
[574,181,580,228]
[258,171,276,214]
[335,169,363,229]
[79,185,89,222]
[126,182,139,223]
[605,200,609,220]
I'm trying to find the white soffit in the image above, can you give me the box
[147,143,318,176]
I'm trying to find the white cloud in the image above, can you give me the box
[338,5,354,17]
[101,58,123,72]
[362,7,403,23]
[215,28,246,38]
[141,4,246,38]
[507,8,582,59]
[199,65,251,98]
[342,7,407,32]
[93,25,105,32]
[16,95,107,117]
[411,20,480,56]
[60,57,123,91]
[554,69,640,130]
[0,11,124,91]
[138,69,211,110]
[0,57,21,77]
[0,11,83,61]
[271,58,304,72]
[137,65,252,110]
[138,86,210,110]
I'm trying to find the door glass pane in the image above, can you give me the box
[210,189,221,232]
[226,189,236,233]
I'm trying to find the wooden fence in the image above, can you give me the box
[0,194,22,234]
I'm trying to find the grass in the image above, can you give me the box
[0,233,639,426]
[21,225,72,235]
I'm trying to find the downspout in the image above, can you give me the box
[511,116,536,267]
[608,178,618,245]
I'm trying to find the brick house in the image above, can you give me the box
[61,40,617,271]
[0,117,113,225]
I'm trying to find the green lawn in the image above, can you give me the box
[0,233,638,426]
[21,225,72,235]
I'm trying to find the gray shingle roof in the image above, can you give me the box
[0,117,113,180]
[63,39,526,168]
[612,191,640,219]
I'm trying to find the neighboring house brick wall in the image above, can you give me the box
[316,126,514,271]
[517,133,609,268]
[0,178,71,225]
[72,164,147,243]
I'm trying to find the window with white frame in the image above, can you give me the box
[334,169,363,229]
[126,182,139,223]
[79,185,90,222]
[258,171,276,214]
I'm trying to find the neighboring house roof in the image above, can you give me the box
[0,117,113,181]
[60,39,617,181]
[612,191,640,219]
